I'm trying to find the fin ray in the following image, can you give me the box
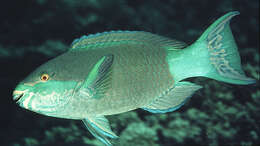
[70,31,187,51]
[82,116,118,146]
[198,11,256,84]
[142,82,202,113]
[77,54,114,99]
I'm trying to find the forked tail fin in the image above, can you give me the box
[187,11,256,84]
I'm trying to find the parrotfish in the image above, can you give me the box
[12,11,255,145]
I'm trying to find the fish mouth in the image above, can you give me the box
[13,90,26,103]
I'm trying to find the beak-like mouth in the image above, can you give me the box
[13,90,25,103]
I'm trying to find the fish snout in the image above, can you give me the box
[13,84,30,103]
[12,90,26,103]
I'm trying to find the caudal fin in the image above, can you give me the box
[194,11,255,85]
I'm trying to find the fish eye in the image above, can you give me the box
[40,73,49,81]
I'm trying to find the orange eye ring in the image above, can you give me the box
[41,74,49,81]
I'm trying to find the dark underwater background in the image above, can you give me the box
[0,0,259,146]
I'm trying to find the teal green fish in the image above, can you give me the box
[12,11,256,145]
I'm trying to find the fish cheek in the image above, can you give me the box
[29,92,56,113]
[31,81,76,114]
[28,82,60,112]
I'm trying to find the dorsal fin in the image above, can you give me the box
[70,31,187,51]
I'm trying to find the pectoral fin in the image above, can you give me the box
[142,82,202,113]
[82,116,118,146]
[77,54,114,98]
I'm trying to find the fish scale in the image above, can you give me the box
[86,43,175,115]
[42,39,175,117]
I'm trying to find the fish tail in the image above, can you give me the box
[168,11,256,84]
[192,11,255,84]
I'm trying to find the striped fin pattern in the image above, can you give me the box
[207,11,254,82]
[142,82,202,113]
[82,116,118,146]
[70,31,187,51]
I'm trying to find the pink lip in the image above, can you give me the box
[13,90,26,102]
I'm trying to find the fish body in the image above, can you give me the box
[66,32,178,118]
[13,12,256,145]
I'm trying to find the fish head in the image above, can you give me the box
[12,62,78,117]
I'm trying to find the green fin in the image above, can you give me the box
[78,54,114,98]
[70,31,187,51]
[197,11,256,84]
[168,11,256,84]
[142,82,202,113]
[82,116,118,146]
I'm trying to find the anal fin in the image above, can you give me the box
[142,82,202,113]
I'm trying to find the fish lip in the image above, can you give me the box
[13,90,26,103]
[14,93,24,103]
